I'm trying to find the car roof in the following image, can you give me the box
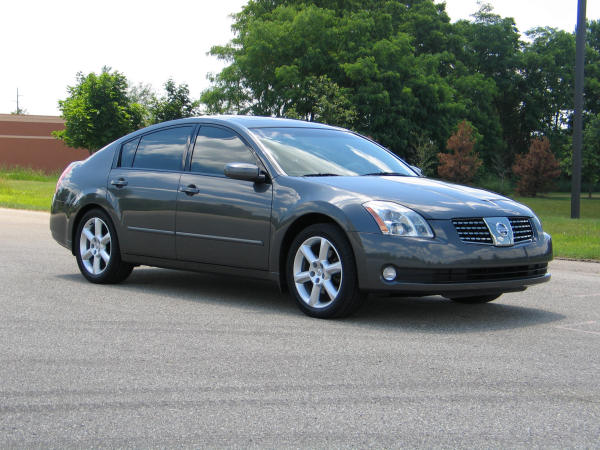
[154,115,340,130]
[109,115,344,149]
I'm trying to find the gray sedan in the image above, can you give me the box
[50,116,552,318]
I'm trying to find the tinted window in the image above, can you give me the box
[191,126,256,176]
[119,137,139,168]
[132,126,192,171]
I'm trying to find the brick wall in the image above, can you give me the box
[0,114,89,173]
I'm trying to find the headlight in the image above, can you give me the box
[363,201,434,238]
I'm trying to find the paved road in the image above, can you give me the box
[1,208,599,448]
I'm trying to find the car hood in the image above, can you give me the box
[307,176,534,220]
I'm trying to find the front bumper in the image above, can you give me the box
[349,219,552,296]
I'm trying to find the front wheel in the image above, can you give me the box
[448,293,502,304]
[286,224,363,319]
[75,209,133,284]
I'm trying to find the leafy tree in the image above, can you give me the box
[521,28,574,135]
[452,3,524,161]
[584,20,600,116]
[54,67,145,154]
[512,137,561,197]
[201,0,463,158]
[411,132,438,177]
[128,81,156,125]
[150,79,199,124]
[437,120,482,184]
[567,114,600,198]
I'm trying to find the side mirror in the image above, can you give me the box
[409,165,424,177]
[224,162,267,183]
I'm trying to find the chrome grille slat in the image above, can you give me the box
[508,217,534,243]
[453,217,534,245]
[452,218,493,244]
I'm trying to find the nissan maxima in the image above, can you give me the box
[50,116,552,318]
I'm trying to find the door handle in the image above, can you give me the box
[180,184,200,195]
[110,178,128,187]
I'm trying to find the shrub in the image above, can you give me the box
[512,137,561,197]
[437,120,482,184]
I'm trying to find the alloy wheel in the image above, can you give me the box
[79,217,112,275]
[292,236,343,309]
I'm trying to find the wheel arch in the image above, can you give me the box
[277,213,357,293]
[70,204,114,256]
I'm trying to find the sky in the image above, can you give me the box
[1,0,599,116]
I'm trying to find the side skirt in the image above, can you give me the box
[122,253,280,284]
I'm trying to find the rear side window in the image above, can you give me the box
[132,126,193,171]
[191,126,257,176]
[119,138,140,168]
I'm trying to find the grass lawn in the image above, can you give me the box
[512,193,600,260]
[0,168,58,211]
[0,167,598,260]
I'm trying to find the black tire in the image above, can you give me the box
[75,208,133,284]
[286,223,363,319]
[448,293,502,304]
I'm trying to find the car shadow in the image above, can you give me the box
[57,267,564,334]
[345,294,565,334]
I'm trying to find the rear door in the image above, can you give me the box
[108,125,194,259]
[175,125,273,270]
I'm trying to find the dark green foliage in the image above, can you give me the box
[54,67,145,153]
[201,0,464,159]
[150,79,199,124]
[201,1,600,187]
[582,114,600,198]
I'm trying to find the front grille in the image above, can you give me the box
[453,216,534,245]
[509,217,534,243]
[452,218,493,244]
[395,263,548,284]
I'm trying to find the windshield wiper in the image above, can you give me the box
[303,173,340,177]
[363,172,410,176]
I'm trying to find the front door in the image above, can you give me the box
[175,125,272,270]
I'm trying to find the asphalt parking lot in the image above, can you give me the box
[1,208,599,447]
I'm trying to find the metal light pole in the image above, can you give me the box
[571,0,587,219]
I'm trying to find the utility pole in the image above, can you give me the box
[571,0,587,219]
[15,88,24,115]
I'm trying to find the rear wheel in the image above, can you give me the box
[286,224,363,318]
[448,293,502,304]
[75,209,133,284]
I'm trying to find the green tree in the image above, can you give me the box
[150,79,199,124]
[521,28,574,134]
[201,0,463,158]
[452,3,524,162]
[572,114,600,198]
[584,20,600,116]
[54,67,145,153]
[411,132,438,177]
[128,81,156,125]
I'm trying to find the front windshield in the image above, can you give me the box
[250,127,416,177]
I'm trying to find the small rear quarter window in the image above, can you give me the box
[119,138,140,168]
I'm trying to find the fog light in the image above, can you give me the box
[382,265,396,281]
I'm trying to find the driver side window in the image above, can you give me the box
[190,126,257,176]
